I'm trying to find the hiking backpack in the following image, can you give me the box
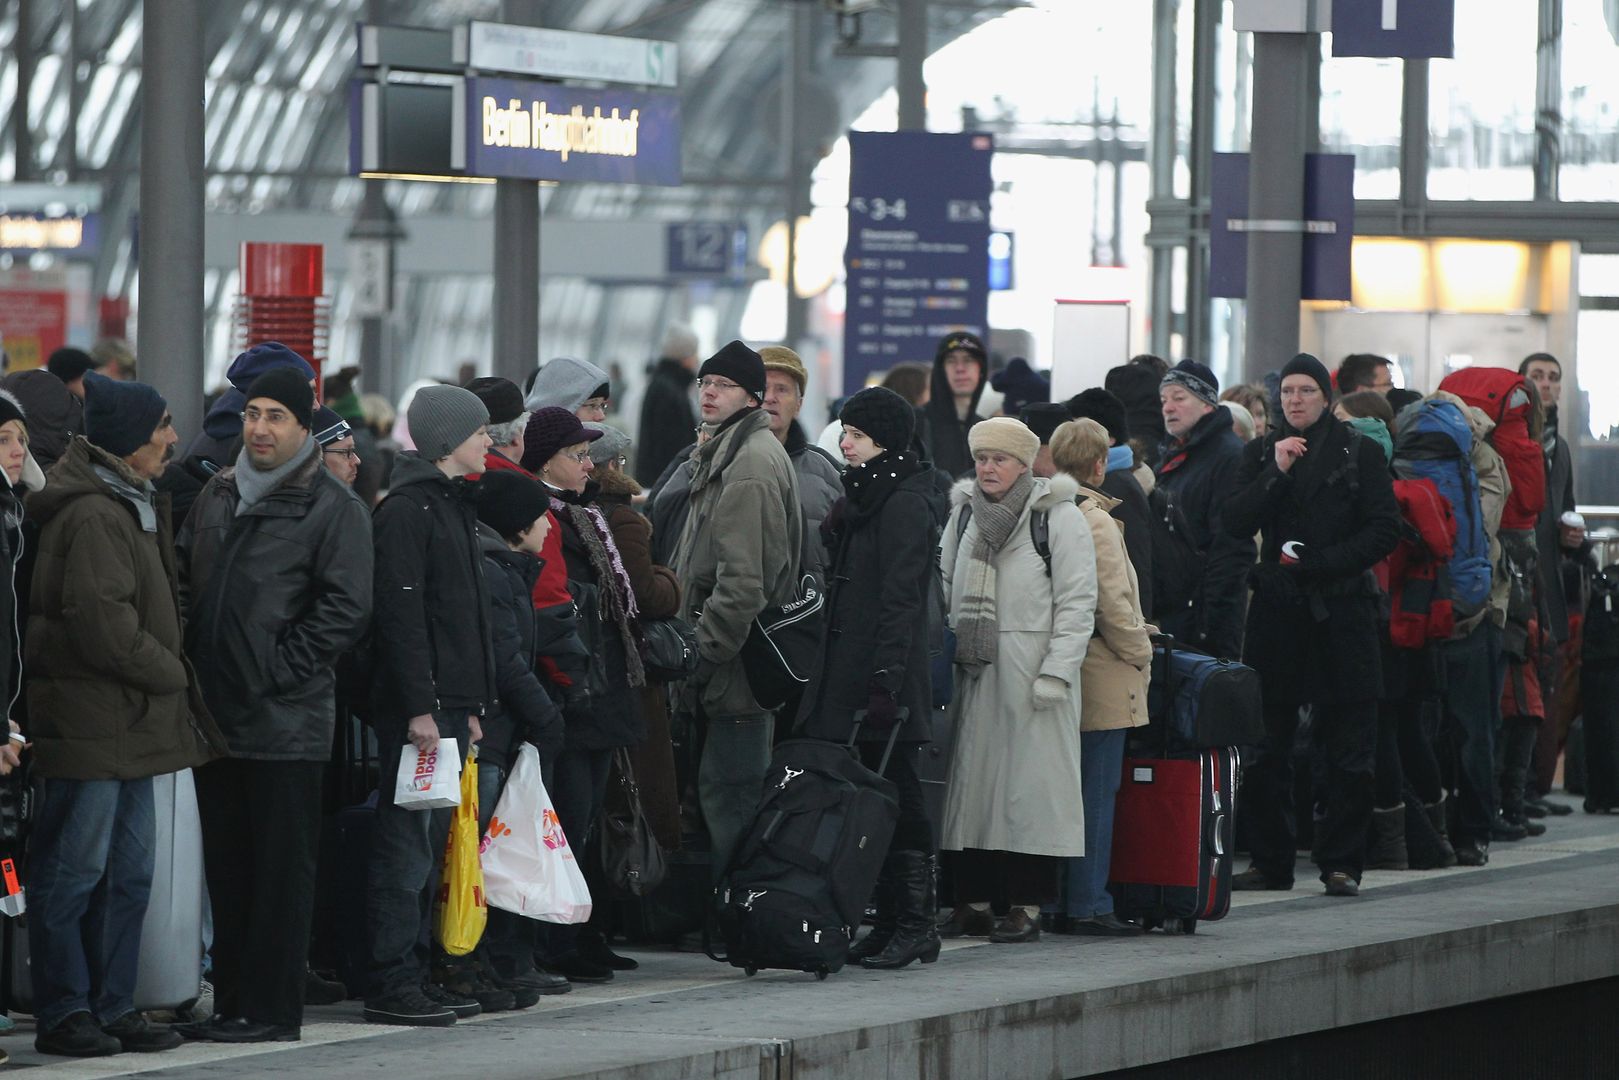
[1438,368,1546,532]
[1386,477,1459,648]
[1392,398,1492,620]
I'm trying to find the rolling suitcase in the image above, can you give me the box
[708,718,900,979]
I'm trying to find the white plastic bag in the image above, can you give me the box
[394,738,462,810]
[480,743,593,924]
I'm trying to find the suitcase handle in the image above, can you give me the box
[850,709,907,775]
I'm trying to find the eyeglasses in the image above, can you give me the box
[563,449,592,464]
[698,377,741,393]
[322,448,360,460]
[241,408,292,425]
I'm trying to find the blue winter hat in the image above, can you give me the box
[226,341,316,393]
[82,371,168,458]
[989,357,1051,417]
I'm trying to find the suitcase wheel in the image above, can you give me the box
[815,969,829,981]
[1140,916,1162,932]
[744,966,758,977]
[1179,918,1198,935]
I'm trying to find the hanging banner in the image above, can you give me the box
[0,269,71,372]
[465,76,681,186]
[843,131,994,396]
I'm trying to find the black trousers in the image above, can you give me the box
[1245,700,1377,884]
[1375,697,1445,809]
[946,849,1058,907]
[860,742,932,853]
[537,745,611,962]
[196,757,325,1027]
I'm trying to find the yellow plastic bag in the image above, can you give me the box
[435,747,487,956]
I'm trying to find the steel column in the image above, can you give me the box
[896,0,928,132]
[493,0,544,384]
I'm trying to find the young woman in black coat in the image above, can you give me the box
[797,387,944,970]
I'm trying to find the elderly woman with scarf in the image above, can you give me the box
[936,418,1097,944]
[797,387,946,970]
[521,407,647,983]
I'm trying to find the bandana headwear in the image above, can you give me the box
[1159,359,1219,407]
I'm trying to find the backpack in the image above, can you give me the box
[1438,368,1546,531]
[1392,399,1492,620]
[953,502,1053,576]
[1386,477,1459,648]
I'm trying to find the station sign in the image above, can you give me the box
[0,212,99,255]
[1209,152,1355,301]
[1332,0,1454,58]
[843,131,994,395]
[666,222,748,279]
[464,76,681,186]
[466,22,677,87]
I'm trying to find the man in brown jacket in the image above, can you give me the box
[24,373,225,1058]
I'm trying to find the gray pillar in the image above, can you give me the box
[896,0,927,132]
[493,0,543,384]
[66,0,79,178]
[1148,0,1178,358]
[14,0,35,181]
[1242,31,1313,383]
[1185,0,1220,362]
[782,2,812,350]
[351,181,403,404]
[1400,59,1429,214]
[138,0,206,438]
[1534,0,1563,201]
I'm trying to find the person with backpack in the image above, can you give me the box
[795,387,945,969]
[1153,360,1255,660]
[935,418,1097,943]
[1335,391,1456,871]
[1406,389,1512,865]
[1225,354,1400,897]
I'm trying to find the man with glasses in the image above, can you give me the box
[671,340,803,879]
[315,405,360,487]
[1224,353,1400,898]
[177,368,373,1042]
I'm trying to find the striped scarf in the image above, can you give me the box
[953,473,1034,672]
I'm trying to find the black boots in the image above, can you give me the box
[1497,718,1546,837]
[861,851,942,970]
[849,857,899,962]
[1365,805,1410,870]
[1405,797,1458,869]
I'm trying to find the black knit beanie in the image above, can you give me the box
[1019,403,1071,446]
[245,366,314,429]
[1280,352,1334,403]
[1065,387,1130,447]
[698,340,766,403]
[839,386,915,453]
[476,469,552,542]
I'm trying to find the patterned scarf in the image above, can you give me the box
[551,490,646,689]
[953,472,1034,672]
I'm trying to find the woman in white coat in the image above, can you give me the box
[936,417,1098,943]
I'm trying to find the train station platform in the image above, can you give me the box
[12,793,1619,1079]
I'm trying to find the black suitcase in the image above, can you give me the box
[1582,568,1619,811]
[709,720,900,978]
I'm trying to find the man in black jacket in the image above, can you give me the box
[363,385,497,1026]
[177,369,373,1042]
[635,325,699,485]
[1153,360,1254,659]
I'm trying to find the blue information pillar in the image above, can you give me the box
[842,131,993,396]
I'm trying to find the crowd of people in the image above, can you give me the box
[0,327,1600,1061]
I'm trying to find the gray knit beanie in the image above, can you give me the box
[408,384,489,460]
[584,422,632,467]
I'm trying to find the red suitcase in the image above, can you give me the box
[1107,746,1239,933]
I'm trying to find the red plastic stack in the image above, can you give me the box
[234,242,330,393]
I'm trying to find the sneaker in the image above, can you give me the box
[1231,867,1292,891]
[194,1017,300,1044]
[102,1012,183,1052]
[541,952,614,984]
[1455,840,1490,866]
[433,970,515,1014]
[1323,872,1360,897]
[421,981,483,1018]
[36,1011,122,1057]
[362,987,457,1027]
[0,1013,14,1034]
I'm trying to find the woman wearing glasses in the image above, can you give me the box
[520,407,648,982]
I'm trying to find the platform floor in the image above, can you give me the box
[9,792,1619,1079]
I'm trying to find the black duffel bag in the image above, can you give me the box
[1145,634,1265,750]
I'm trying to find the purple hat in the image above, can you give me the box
[520,406,603,473]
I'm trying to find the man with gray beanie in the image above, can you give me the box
[363,384,502,1026]
[1153,359,1254,659]
[176,367,373,1043]
[671,339,803,881]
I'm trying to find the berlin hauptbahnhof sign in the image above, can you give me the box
[466,77,681,186]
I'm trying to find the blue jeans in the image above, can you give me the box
[27,777,155,1030]
[1061,730,1126,919]
[697,710,774,884]
[365,712,469,999]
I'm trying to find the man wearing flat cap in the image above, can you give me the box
[177,366,374,1043]
[670,340,803,880]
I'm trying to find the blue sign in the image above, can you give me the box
[843,131,994,395]
[1332,0,1454,59]
[465,76,681,186]
[1209,152,1354,302]
[989,231,1014,292]
[666,222,747,279]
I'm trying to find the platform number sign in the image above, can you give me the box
[1332,0,1454,58]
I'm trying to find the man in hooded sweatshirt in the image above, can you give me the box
[918,331,988,480]
[176,368,373,1043]
[524,355,611,423]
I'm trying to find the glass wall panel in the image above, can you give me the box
[1427,0,1537,200]
[1558,0,1619,201]
[1318,52,1402,199]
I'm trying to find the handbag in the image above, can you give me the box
[640,616,700,683]
[738,570,826,712]
[598,748,667,898]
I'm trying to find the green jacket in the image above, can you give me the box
[671,407,802,717]
[25,437,226,780]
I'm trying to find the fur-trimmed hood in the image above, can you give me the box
[949,471,1079,512]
